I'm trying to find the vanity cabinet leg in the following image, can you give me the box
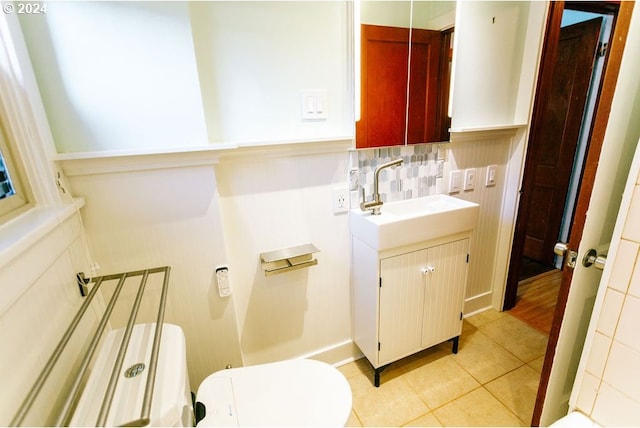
[374,365,389,387]
[451,336,460,354]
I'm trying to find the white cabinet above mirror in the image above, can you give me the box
[449,1,548,134]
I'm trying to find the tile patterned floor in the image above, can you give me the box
[339,310,549,427]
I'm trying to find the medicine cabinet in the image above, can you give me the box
[356,0,547,147]
[356,0,456,149]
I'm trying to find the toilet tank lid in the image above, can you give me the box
[70,323,190,427]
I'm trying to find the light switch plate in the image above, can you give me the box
[464,168,476,191]
[301,90,328,120]
[449,170,462,193]
[486,165,497,186]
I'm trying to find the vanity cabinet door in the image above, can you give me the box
[422,239,469,348]
[378,248,428,365]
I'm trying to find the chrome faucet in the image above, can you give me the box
[360,158,404,215]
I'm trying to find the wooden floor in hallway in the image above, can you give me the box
[509,269,562,334]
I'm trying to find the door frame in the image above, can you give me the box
[532,2,633,425]
[503,0,625,311]
[495,0,632,424]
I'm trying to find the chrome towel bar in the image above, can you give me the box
[10,266,171,427]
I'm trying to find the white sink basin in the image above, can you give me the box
[349,195,479,251]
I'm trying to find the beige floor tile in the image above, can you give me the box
[433,387,525,427]
[405,355,481,409]
[453,329,524,383]
[466,308,508,328]
[345,312,547,427]
[485,364,541,424]
[390,345,450,375]
[528,355,546,373]
[457,320,480,347]
[339,357,373,379]
[478,314,548,362]
[347,367,379,398]
[345,410,362,427]
[351,376,430,427]
[403,412,442,427]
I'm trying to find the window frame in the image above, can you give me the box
[0,11,63,227]
[0,111,33,223]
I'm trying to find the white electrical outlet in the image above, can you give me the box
[333,188,349,213]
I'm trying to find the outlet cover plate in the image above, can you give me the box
[333,188,349,213]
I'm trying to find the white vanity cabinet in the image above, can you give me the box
[352,233,470,386]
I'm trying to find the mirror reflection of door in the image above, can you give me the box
[357,24,413,148]
[407,29,443,145]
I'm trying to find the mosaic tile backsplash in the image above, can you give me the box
[354,143,447,204]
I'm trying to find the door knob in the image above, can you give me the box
[582,249,607,270]
[554,241,578,268]
[554,242,569,256]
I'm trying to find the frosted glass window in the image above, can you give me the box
[0,122,31,222]
[0,151,16,200]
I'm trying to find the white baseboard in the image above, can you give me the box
[464,291,496,316]
[304,339,363,367]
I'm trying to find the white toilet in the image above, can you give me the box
[548,411,601,428]
[70,323,352,427]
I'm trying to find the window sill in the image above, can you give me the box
[0,198,85,271]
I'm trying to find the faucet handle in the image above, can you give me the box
[359,186,367,211]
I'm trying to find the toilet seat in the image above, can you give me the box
[195,359,352,427]
[548,411,601,428]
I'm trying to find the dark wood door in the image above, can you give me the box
[523,18,603,265]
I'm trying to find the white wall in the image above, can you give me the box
[446,136,515,313]
[0,212,97,426]
[64,162,244,388]
[190,2,352,144]
[361,1,455,30]
[215,150,353,365]
[0,12,99,425]
[18,1,209,153]
[19,1,351,152]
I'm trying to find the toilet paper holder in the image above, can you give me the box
[260,243,319,276]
